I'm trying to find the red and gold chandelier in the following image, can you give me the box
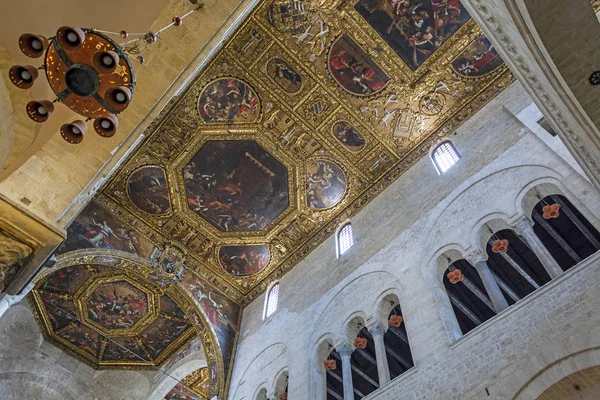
[10,27,135,143]
[8,5,202,144]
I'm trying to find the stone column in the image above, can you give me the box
[0,282,34,319]
[337,343,354,400]
[467,250,509,313]
[368,323,391,386]
[514,216,564,279]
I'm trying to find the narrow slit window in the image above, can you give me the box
[264,283,279,319]
[432,141,461,174]
[337,223,354,257]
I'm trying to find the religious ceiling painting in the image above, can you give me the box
[31,264,203,370]
[333,121,366,151]
[183,272,240,374]
[127,166,171,215]
[306,160,347,209]
[158,337,202,379]
[450,34,503,79]
[57,200,155,258]
[197,78,260,123]
[218,245,270,276]
[355,0,471,70]
[42,0,514,393]
[266,58,303,93]
[182,139,290,232]
[328,34,390,96]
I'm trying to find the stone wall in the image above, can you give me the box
[0,299,207,400]
[0,0,256,226]
[227,81,600,399]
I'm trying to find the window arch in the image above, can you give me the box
[431,140,460,174]
[264,282,280,319]
[337,222,354,258]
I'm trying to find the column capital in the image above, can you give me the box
[513,215,534,232]
[337,342,353,357]
[466,249,488,265]
[367,323,385,337]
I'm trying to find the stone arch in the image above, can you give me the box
[372,289,401,329]
[310,271,402,347]
[313,335,336,400]
[459,0,600,190]
[0,372,84,400]
[0,36,36,175]
[92,370,151,400]
[510,347,600,400]
[471,213,513,252]
[0,303,42,352]
[0,359,97,399]
[342,312,367,344]
[427,244,468,342]
[148,349,207,399]
[518,0,600,142]
[34,249,227,398]
[254,386,269,400]
[230,342,288,400]
[273,368,289,397]
[517,179,600,229]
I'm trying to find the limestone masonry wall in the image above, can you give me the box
[227,81,600,400]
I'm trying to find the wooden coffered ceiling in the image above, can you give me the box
[60,0,514,305]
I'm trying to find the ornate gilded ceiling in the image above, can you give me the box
[58,0,513,303]
[32,264,197,369]
[35,0,515,383]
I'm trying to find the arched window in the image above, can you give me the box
[532,195,600,271]
[264,283,279,319]
[337,222,354,257]
[431,140,460,174]
[443,259,496,335]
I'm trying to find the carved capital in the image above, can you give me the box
[513,215,534,234]
[466,249,487,265]
[0,234,33,270]
[337,342,353,357]
[367,323,385,337]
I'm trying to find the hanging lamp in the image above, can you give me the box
[8,4,204,144]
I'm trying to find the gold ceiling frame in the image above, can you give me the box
[169,129,300,243]
[74,273,158,338]
[95,0,515,303]
[29,251,228,398]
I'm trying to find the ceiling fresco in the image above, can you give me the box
[56,0,514,300]
[31,264,198,369]
[84,0,512,302]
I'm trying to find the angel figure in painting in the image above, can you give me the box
[84,218,122,249]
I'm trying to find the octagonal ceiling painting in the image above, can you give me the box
[32,265,195,369]
[183,140,289,232]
